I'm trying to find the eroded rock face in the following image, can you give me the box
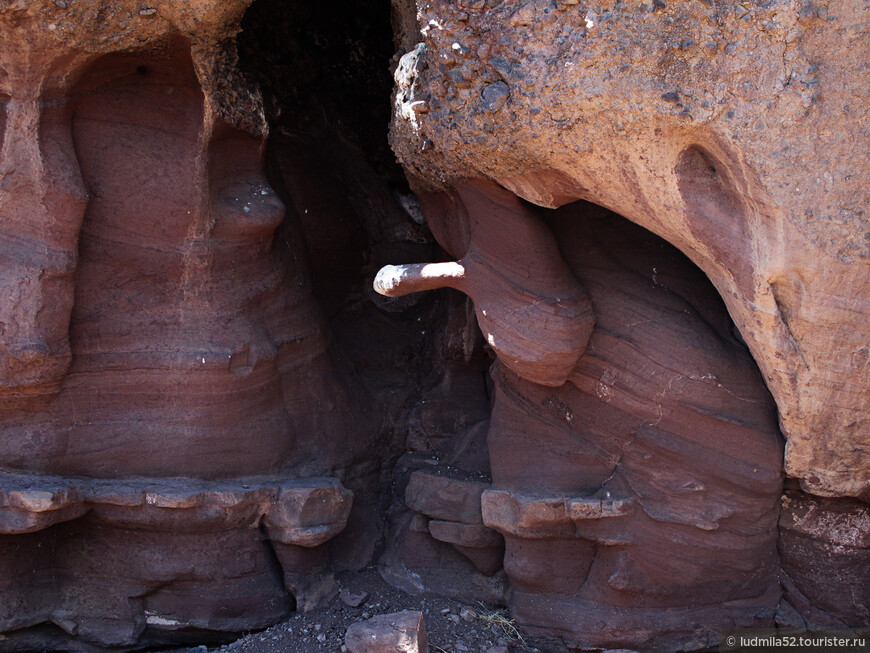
[389,0,870,502]
[1,0,868,650]
[378,181,785,649]
[381,2,869,646]
[0,2,381,648]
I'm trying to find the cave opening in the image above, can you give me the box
[236,0,449,433]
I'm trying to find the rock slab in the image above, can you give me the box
[345,611,428,653]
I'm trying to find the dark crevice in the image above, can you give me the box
[238,0,401,181]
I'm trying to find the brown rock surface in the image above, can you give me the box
[376,179,594,386]
[389,0,870,501]
[377,184,786,648]
[0,0,261,401]
[1,0,868,650]
[0,1,386,647]
[779,491,870,626]
[405,469,489,525]
[0,474,354,646]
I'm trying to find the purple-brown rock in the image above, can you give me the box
[345,611,428,653]
[1,0,868,650]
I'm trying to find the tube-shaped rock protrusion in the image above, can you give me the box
[374,262,466,297]
[374,179,594,387]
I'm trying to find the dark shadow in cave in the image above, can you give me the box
[236,0,493,467]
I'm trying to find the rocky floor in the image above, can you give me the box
[167,567,550,653]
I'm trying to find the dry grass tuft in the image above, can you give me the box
[476,603,526,645]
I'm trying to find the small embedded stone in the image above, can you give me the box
[139,7,157,16]
[489,57,513,79]
[481,81,510,112]
[448,68,472,89]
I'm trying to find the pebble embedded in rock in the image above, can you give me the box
[481,82,510,112]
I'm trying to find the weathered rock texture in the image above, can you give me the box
[0,1,400,648]
[1,0,868,650]
[380,1,870,646]
[345,611,428,653]
[390,0,870,502]
[378,182,785,649]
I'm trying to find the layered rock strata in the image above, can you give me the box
[383,0,869,646]
[1,0,867,650]
[0,474,352,648]
[389,0,870,502]
[377,181,784,649]
[0,2,377,647]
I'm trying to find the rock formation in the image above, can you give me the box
[0,0,867,650]
[0,2,380,648]
[345,610,428,653]
[389,0,870,503]
[378,181,784,650]
[381,0,869,647]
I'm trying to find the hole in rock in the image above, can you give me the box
[675,144,751,279]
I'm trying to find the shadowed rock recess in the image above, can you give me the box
[0,0,867,651]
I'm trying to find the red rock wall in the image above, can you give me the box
[379,180,786,650]
[389,0,870,502]
[1,0,867,650]
[0,5,395,648]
